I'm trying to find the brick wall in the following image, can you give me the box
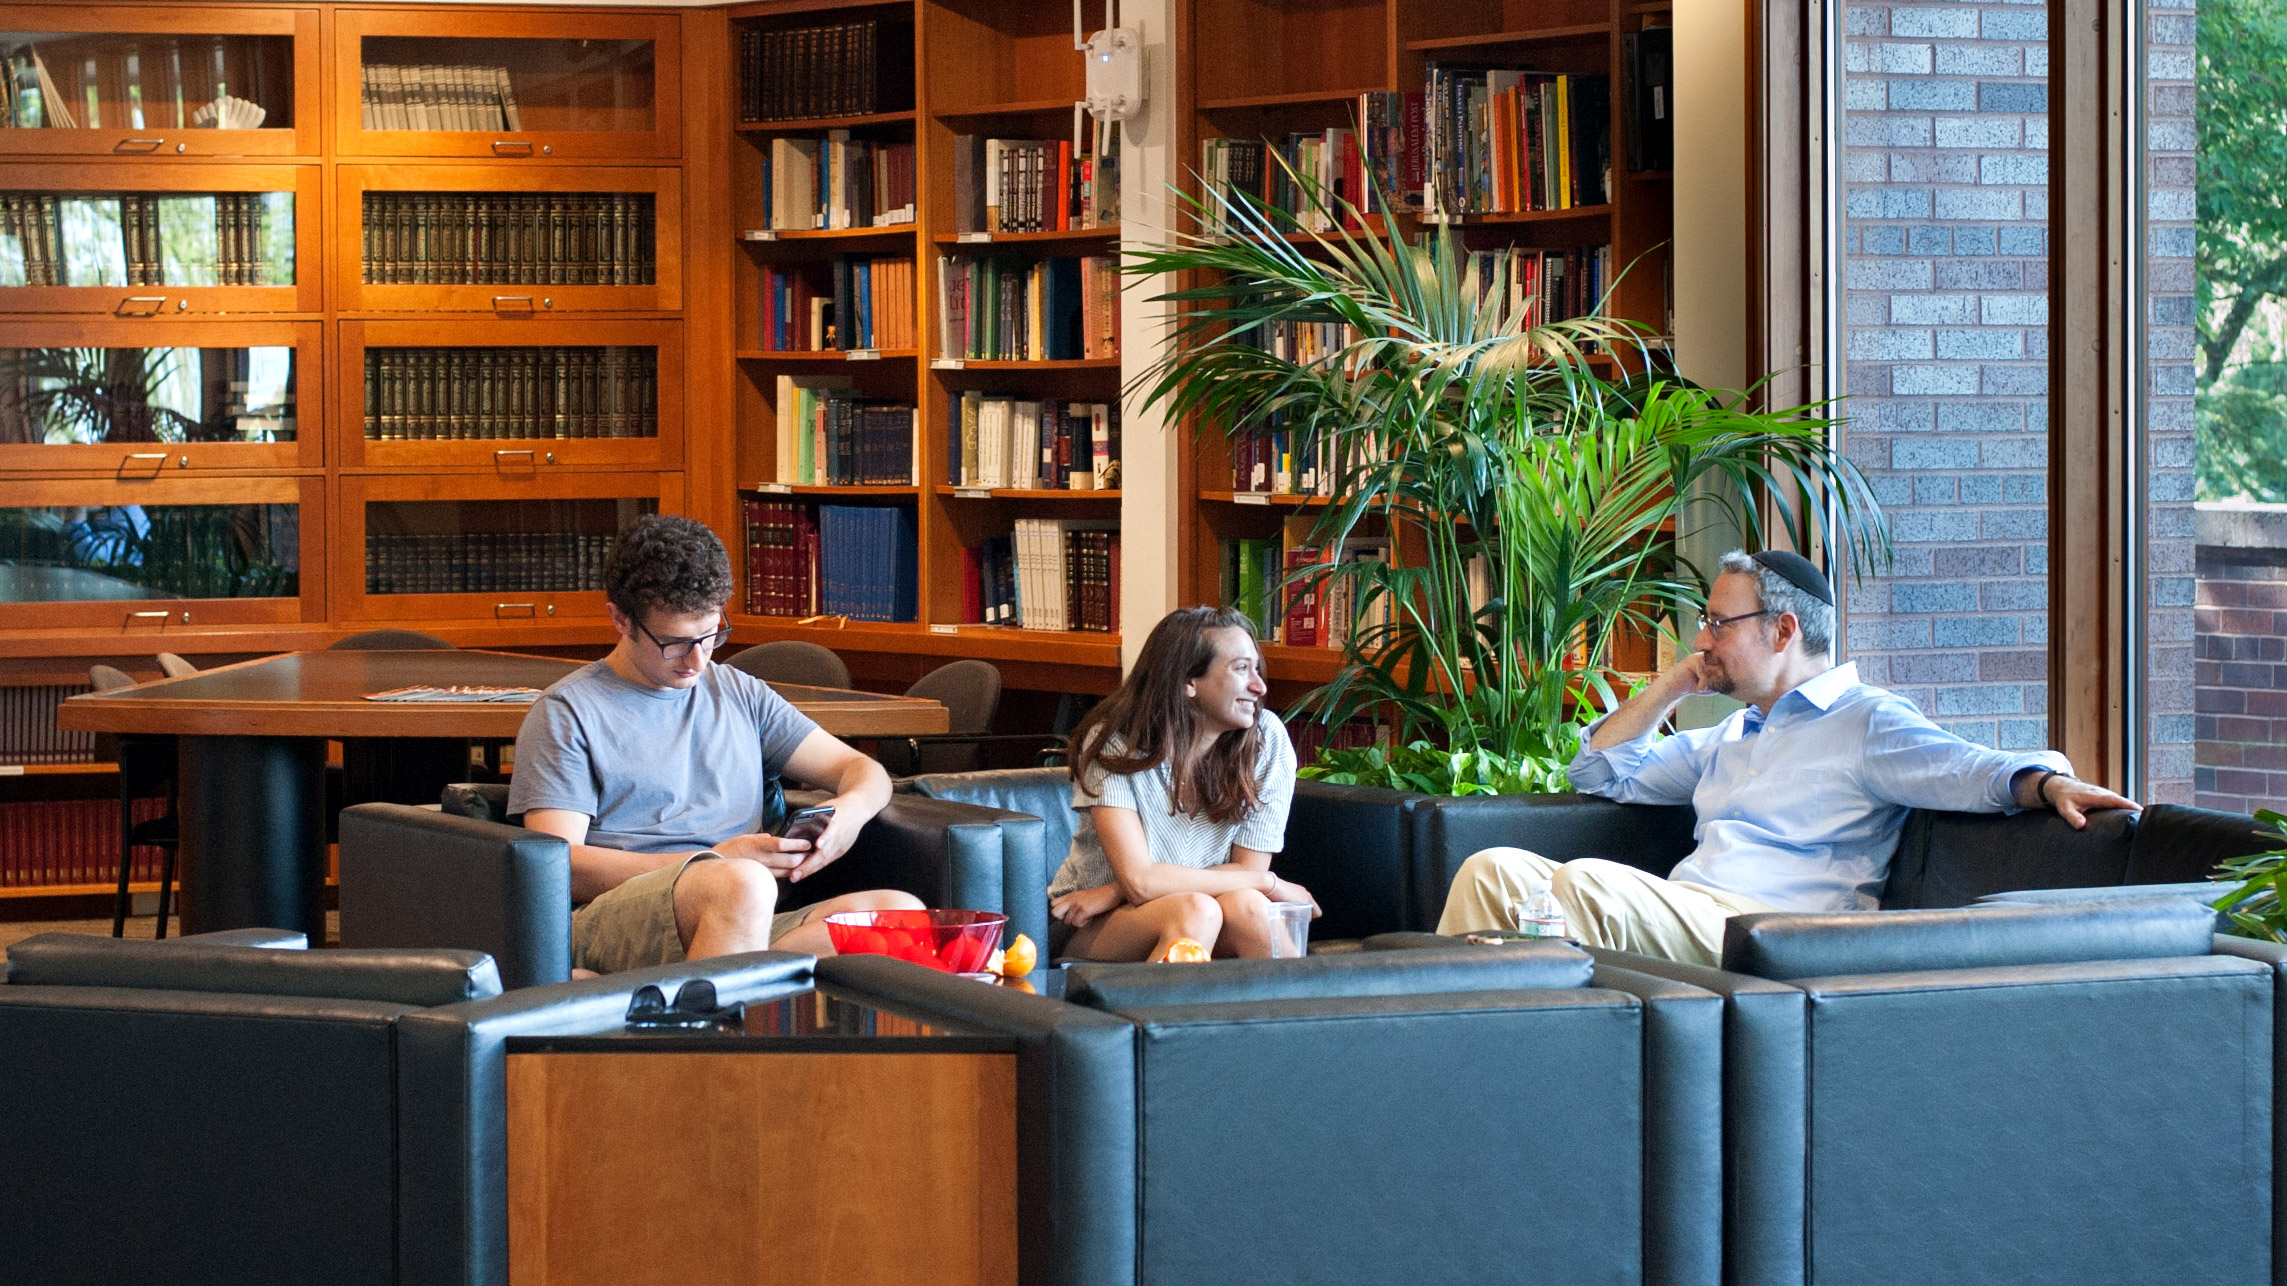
[1841,2,2051,750]
[2144,0,2198,803]
[2194,504,2287,815]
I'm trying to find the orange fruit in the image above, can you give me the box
[1000,933,1039,977]
[1157,937,1210,964]
[999,977,1038,994]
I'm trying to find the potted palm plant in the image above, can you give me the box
[1129,178,1890,797]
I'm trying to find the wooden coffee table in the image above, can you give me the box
[56,650,949,936]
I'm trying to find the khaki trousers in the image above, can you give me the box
[1434,847,1775,968]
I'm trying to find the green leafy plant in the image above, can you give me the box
[2213,809,2287,941]
[0,346,215,446]
[1129,170,1890,794]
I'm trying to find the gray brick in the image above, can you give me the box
[2152,364,2196,396]
[1938,328,2024,360]
[1934,260,2022,289]
[2148,189,2194,222]
[2026,44,2049,80]
[2148,471,2197,502]
[1981,365,2048,396]
[1852,398,1936,432]
[1853,259,1936,290]
[1913,475,1959,505]
[1937,684,2024,716]
[1891,654,1981,683]
[1935,616,2021,647]
[1958,475,2003,503]
[1981,437,2047,469]
[1890,293,1977,324]
[1891,438,1980,470]
[1980,294,2048,325]
[1936,401,2024,433]
[1978,82,2046,113]
[1996,719,2049,750]
[2151,13,2194,45]
[1849,328,1935,360]
[1935,188,2023,221]
[1940,720,2001,747]
[1951,226,1996,255]
[2147,120,2194,152]
[1998,225,2045,255]
[1848,115,1935,148]
[1860,225,1906,255]
[2148,227,2195,259]
[1846,189,1884,219]
[1982,508,2048,540]
[1846,8,1888,36]
[1891,79,1975,110]
[2024,614,2048,645]
[2152,576,2196,607]
[1982,580,2048,610]
[1881,188,1936,218]
[1937,44,2022,76]
[1893,8,1980,37]
[1934,117,2021,149]
[2003,474,2047,505]
[1981,9,2046,40]
[2150,50,2194,80]
[1877,42,1937,74]
[1889,152,1981,184]
[2025,116,2049,150]
[1894,365,1982,395]
[2026,542,2048,575]
[1896,582,1981,613]
[1849,619,1934,651]
[1907,225,1953,255]
[1846,151,1891,183]
[1979,154,2049,185]
[1935,546,2023,576]
[1847,79,1890,111]
[1898,511,1981,542]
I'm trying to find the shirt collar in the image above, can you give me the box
[1777,661,1858,713]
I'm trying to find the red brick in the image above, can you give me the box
[2250,689,2287,717]
[2246,581,2287,608]
[2218,716,2271,741]
[2202,581,2249,607]
[2220,609,2275,633]
[2214,768,2271,795]
[2251,744,2287,770]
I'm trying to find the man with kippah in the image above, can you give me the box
[1438,548,2140,965]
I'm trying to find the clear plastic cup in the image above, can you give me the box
[1268,900,1313,958]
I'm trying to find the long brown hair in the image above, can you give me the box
[1069,606,1265,824]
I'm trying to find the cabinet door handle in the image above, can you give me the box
[491,140,534,155]
[115,138,165,152]
[494,449,536,461]
[492,296,535,312]
[494,602,537,618]
[116,296,167,316]
[127,610,170,620]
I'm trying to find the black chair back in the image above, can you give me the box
[721,640,851,689]
[329,629,456,650]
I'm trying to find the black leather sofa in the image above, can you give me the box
[820,942,1726,1286]
[1373,897,2278,1286]
[0,928,812,1286]
[337,782,1046,986]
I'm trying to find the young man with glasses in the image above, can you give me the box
[508,514,921,974]
[1437,549,2140,965]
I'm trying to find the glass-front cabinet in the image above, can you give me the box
[334,165,680,314]
[333,8,678,160]
[0,473,319,631]
[0,6,317,157]
[337,471,679,623]
[0,163,319,314]
[0,319,317,471]
[337,319,679,470]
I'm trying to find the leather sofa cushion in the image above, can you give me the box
[440,781,511,822]
[1976,882,2235,931]
[2126,803,2281,884]
[1722,898,2221,981]
[1067,941,1592,1009]
[6,934,503,1006]
[1881,806,2136,909]
[907,766,1076,862]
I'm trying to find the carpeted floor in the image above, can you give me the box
[0,912,340,952]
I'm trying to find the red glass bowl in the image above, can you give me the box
[823,909,1009,973]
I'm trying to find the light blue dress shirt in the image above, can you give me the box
[1566,662,2070,912]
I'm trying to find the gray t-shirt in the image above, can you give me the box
[1045,710,1297,898]
[507,659,821,853]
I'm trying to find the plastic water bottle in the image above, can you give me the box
[1513,883,1568,939]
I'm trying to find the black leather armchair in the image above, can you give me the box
[822,944,1724,1286]
[1591,898,2274,1286]
[0,928,812,1286]
[338,783,1041,985]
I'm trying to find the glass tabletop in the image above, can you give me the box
[505,982,1039,1055]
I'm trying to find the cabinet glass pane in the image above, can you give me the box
[365,346,655,441]
[365,497,656,595]
[358,37,653,133]
[0,503,298,602]
[0,191,293,286]
[0,344,294,444]
[359,192,651,285]
[0,32,293,132]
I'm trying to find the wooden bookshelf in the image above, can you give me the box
[1178,0,1675,683]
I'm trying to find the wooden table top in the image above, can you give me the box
[56,650,950,740]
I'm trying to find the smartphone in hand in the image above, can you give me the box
[777,805,835,847]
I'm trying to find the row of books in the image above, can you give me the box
[1227,418,1337,496]
[949,393,1118,491]
[937,255,1118,362]
[951,131,1120,235]
[1220,523,1392,648]
[0,798,168,887]
[363,347,659,442]
[358,64,521,132]
[759,255,915,352]
[1623,27,1675,173]
[1465,244,1613,329]
[1423,67,1611,216]
[742,499,818,617]
[736,18,911,123]
[759,134,916,230]
[364,531,611,596]
[359,193,656,286]
[963,521,1118,633]
[1199,132,1374,234]
[769,376,920,486]
[742,500,921,623]
[0,683,92,764]
[3,192,285,288]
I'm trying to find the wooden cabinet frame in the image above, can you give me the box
[0,163,322,315]
[0,4,320,158]
[333,164,684,315]
[335,468,682,623]
[337,318,684,472]
[0,317,322,473]
[0,472,323,631]
[333,6,682,162]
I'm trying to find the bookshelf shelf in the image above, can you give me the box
[1425,204,1618,226]
[935,487,1121,501]
[736,349,919,362]
[930,227,1120,245]
[733,110,916,133]
[931,99,1081,120]
[939,358,1119,371]
[1403,24,1614,53]
[1198,88,1390,112]
[744,484,919,496]
[740,226,917,243]
[1199,492,1334,507]
[1258,643,1345,685]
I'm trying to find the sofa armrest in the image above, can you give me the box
[171,927,309,949]
[792,793,1047,950]
[816,955,1136,1286]
[394,950,814,1286]
[338,802,572,991]
[1404,794,1697,930]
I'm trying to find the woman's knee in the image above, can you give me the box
[1163,890,1223,937]
[1216,886,1273,924]
[842,888,925,912]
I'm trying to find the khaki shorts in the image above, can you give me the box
[570,853,814,975]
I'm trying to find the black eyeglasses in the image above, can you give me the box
[1696,609,1775,638]
[635,620,734,660]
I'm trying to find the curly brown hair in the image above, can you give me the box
[602,514,733,622]
[1069,605,1265,825]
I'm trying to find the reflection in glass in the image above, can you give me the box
[0,33,292,130]
[0,190,293,287]
[0,346,295,445]
[358,37,654,133]
[366,497,657,595]
[0,503,298,602]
